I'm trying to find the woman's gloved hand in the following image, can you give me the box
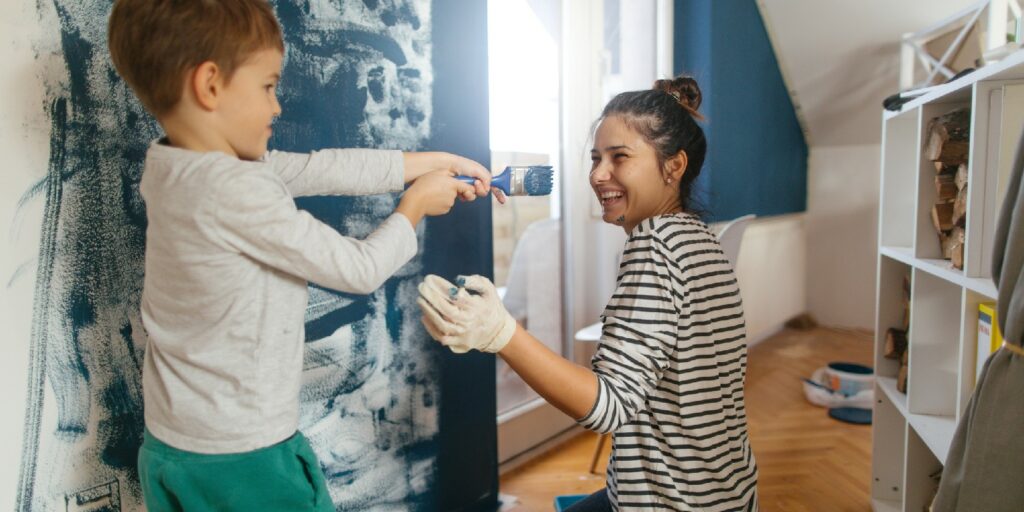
[417,274,516,353]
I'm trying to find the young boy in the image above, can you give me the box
[107,1,491,510]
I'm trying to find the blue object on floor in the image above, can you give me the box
[829,407,872,425]
[554,494,588,511]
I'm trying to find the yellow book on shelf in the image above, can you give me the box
[976,302,1003,383]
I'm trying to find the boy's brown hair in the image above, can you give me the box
[108,0,284,117]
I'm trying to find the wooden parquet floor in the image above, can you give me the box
[499,327,875,511]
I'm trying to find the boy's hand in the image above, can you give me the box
[403,152,505,204]
[396,170,475,226]
[447,154,493,201]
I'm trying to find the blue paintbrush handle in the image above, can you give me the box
[456,167,512,195]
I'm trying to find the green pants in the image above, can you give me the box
[138,429,334,512]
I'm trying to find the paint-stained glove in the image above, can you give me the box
[417,274,516,353]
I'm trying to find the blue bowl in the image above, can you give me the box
[825,362,874,396]
[554,494,588,511]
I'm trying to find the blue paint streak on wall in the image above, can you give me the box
[425,0,498,510]
[674,0,807,223]
[18,1,157,509]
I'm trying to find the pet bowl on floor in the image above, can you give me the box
[825,362,874,396]
[803,366,873,410]
[829,406,873,425]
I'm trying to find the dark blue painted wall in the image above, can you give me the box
[427,1,499,510]
[674,0,807,222]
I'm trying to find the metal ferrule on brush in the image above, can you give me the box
[507,166,530,196]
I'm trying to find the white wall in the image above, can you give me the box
[1,0,59,508]
[805,144,881,329]
[733,215,808,345]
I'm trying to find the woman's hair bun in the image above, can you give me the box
[653,76,703,120]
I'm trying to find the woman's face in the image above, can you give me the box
[590,115,682,232]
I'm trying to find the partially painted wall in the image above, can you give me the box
[2,1,495,510]
[674,0,808,223]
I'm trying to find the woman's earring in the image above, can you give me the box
[665,177,673,184]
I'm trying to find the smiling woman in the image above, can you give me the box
[590,76,707,232]
[418,75,759,511]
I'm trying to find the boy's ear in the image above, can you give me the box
[191,61,223,111]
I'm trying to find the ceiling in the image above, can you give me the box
[756,0,980,147]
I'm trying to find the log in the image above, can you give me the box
[935,162,960,175]
[953,185,968,227]
[885,328,908,359]
[940,231,955,259]
[935,173,957,201]
[932,202,955,232]
[925,108,971,164]
[950,226,965,270]
[955,163,969,190]
[897,364,909,393]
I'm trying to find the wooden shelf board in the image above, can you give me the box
[871,497,902,512]
[963,276,998,298]
[878,377,956,464]
[880,246,915,266]
[915,257,965,284]
[885,48,1024,120]
[879,247,998,298]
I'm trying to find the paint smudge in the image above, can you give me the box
[18,0,439,510]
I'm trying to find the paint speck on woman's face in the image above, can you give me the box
[615,215,625,223]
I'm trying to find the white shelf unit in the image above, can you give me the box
[872,50,1024,511]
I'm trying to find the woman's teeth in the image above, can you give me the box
[600,191,623,205]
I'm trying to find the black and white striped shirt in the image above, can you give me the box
[578,213,758,511]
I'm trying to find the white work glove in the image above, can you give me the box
[417,274,516,353]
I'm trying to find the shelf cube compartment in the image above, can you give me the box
[871,388,906,507]
[903,425,943,512]
[907,269,961,417]
[957,288,1001,418]
[915,101,971,265]
[880,108,920,249]
[875,255,912,379]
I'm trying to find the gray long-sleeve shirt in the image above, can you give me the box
[139,142,417,454]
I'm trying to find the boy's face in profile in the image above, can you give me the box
[218,48,284,160]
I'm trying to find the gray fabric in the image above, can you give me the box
[993,130,1024,348]
[932,128,1024,512]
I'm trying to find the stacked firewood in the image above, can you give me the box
[884,275,912,393]
[925,107,970,269]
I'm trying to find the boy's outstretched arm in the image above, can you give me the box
[207,165,475,295]
[264,148,407,197]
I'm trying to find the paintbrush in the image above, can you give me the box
[456,165,554,196]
